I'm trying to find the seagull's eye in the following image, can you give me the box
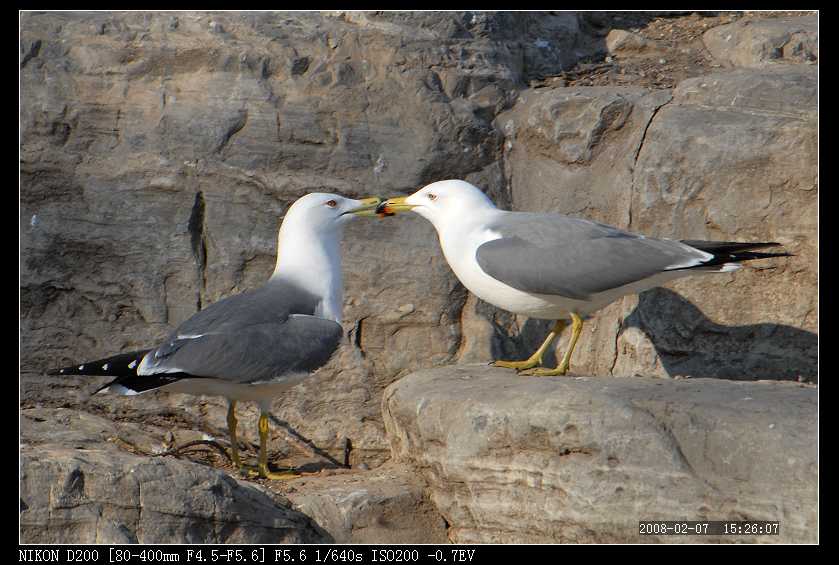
[427,193,437,201]
[325,199,337,208]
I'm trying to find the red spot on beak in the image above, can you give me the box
[375,202,395,217]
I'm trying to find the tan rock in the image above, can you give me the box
[286,463,448,543]
[20,407,329,543]
[383,365,818,543]
[703,16,818,68]
[606,29,655,55]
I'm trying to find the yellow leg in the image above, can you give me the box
[521,313,583,377]
[492,320,567,371]
[257,413,299,480]
[227,400,243,469]
[227,401,262,476]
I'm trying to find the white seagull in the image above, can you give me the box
[377,180,790,376]
[50,193,381,479]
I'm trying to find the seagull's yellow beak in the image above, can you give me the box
[375,196,417,216]
[344,196,384,217]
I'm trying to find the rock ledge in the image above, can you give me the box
[383,365,817,543]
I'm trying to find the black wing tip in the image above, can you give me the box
[679,240,794,268]
[47,365,87,376]
[744,251,795,260]
[680,240,789,252]
[45,349,152,378]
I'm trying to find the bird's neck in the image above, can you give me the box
[437,207,501,252]
[270,220,344,323]
[425,197,498,235]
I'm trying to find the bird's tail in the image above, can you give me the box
[679,240,793,272]
[48,349,151,377]
[48,349,198,395]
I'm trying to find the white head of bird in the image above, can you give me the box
[387,180,498,231]
[271,193,380,321]
[280,193,380,234]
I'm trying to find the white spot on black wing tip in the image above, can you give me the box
[59,369,65,374]
[78,365,84,370]
[128,360,137,369]
[102,363,109,370]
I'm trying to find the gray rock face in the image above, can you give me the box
[20,407,329,544]
[703,16,818,68]
[21,395,449,544]
[383,365,818,543]
[621,67,817,380]
[605,30,656,55]
[286,464,448,543]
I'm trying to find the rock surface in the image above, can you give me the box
[703,16,818,68]
[286,464,448,544]
[617,66,817,380]
[20,404,445,544]
[383,365,818,543]
[20,407,329,544]
[605,29,656,55]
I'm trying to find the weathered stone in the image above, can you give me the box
[286,464,449,543]
[605,29,656,55]
[383,365,818,543]
[621,66,818,380]
[20,404,449,544]
[703,16,818,68]
[20,407,329,544]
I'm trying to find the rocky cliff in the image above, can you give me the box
[20,11,817,543]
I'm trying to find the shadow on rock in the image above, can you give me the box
[623,288,818,383]
[475,298,560,368]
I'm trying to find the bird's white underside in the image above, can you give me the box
[159,375,309,404]
[103,372,311,412]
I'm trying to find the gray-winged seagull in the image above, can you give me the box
[50,193,382,479]
[377,180,790,376]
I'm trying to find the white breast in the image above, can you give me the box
[159,373,311,412]
[438,218,580,319]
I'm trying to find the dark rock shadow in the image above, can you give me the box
[623,288,818,383]
[267,414,349,472]
[578,11,660,41]
[476,298,559,368]
[522,11,723,86]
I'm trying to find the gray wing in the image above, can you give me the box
[475,212,710,300]
[139,279,343,383]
